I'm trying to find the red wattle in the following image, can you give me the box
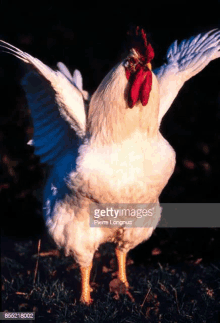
[128,67,145,108]
[140,70,152,106]
[128,67,152,108]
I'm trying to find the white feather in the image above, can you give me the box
[0,40,87,139]
[57,61,74,82]
[72,69,83,91]
[154,29,220,124]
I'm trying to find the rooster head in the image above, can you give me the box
[88,27,159,145]
[124,26,155,108]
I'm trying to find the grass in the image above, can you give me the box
[1,229,220,322]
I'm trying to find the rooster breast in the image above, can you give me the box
[74,130,176,204]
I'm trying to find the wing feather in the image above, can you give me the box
[0,40,88,167]
[0,40,87,139]
[154,29,220,123]
[72,69,83,91]
[57,62,74,83]
[21,71,77,165]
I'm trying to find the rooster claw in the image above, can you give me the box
[80,296,93,306]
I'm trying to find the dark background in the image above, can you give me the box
[0,2,220,319]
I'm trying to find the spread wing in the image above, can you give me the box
[0,40,90,219]
[154,29,220,124]
[0,40,88,166]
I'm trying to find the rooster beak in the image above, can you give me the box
[147,62,152,70]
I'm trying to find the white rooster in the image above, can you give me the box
[0,27,219,304]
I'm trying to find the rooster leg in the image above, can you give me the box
[115,248,129,289]
[80,263,93,305]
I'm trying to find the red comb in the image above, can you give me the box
[127,26,154,63]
